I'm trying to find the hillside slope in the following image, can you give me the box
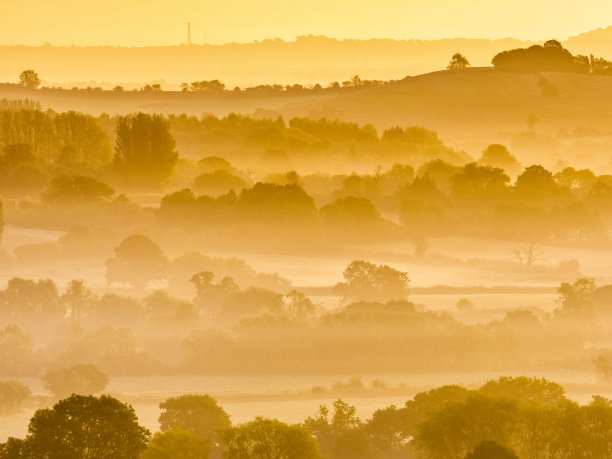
[281,67,612,135]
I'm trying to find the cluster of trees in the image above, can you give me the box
[155,153,612,246]
[1,260,612,377]
[3,377,612,458]
[493,39,612,74]
[169,113,468,168]
[13,69,389,95]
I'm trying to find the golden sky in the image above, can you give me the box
[1,0,610,46]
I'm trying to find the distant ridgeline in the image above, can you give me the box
[492,40,612,74]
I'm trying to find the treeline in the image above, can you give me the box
[493,39,612,74]
[2,72,390,94]
[0,104,467,195]
[3,376,612,458]
[1,255,611,376]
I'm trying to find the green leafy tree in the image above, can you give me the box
[18,70,40,89]
[226,417,322,459]
[333,260,409,304]
[114,112,178,185]
[105,235,170,290]
[42,364,109,399]
[143,428,210,459]
[158,394,231,447]
[11,394,150,458]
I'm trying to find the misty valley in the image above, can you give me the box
[3,36,612,458]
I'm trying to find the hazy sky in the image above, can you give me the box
[1,0,610,46]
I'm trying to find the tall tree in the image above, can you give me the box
[114,112,178,185]
[8,394,150,458]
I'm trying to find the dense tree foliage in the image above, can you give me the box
[42,363,109,399]
[0,380,30,416]
[226,417,322,459]
[114,112,178,185]
[158,394,231,446]
[0,394,149,458]
[105,235,170,290]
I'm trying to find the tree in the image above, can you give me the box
[304,400,369,459]
[286,289,316,318]
[448,53,470,70]
[0,325,35,376]
[415,395,519,458]
[18,70,40,89]
[465,441,518,459]
[114,112,178,185]
[143,428,210,459]
[478,145,522,176]
[105,235,170,290]
[556,277,596,313]
[158,394,231,447]
[333,260,409,304]
[0,380,30,416]
[14,394,149,458]
[42,175,115,204]
[478,377,566,407]
[42,364,109,399]
[320,196,385,242]
[226,417,322,459]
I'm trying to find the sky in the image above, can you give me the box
[0,0,610,46]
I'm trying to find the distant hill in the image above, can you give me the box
[564,27,612,59]
[281,67,612,131]
[0,36,532,88]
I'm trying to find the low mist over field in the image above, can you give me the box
[3,2,612,458]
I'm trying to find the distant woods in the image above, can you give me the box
[493,39,612,74]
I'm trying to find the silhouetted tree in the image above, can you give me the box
[478,144,522,176]
[105,235,170,290]
[448,53,470,70]
[114,113,178,185]
[0,380,30,416]
[334,260,409,303]
[13,394,149,458]
[226,417,322,459]
[42,364,109,399]
[43,175,114,204]
[143,428,210,459]
[465,441,518,459]
[18,70,40,89]
[158,394,231,447]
